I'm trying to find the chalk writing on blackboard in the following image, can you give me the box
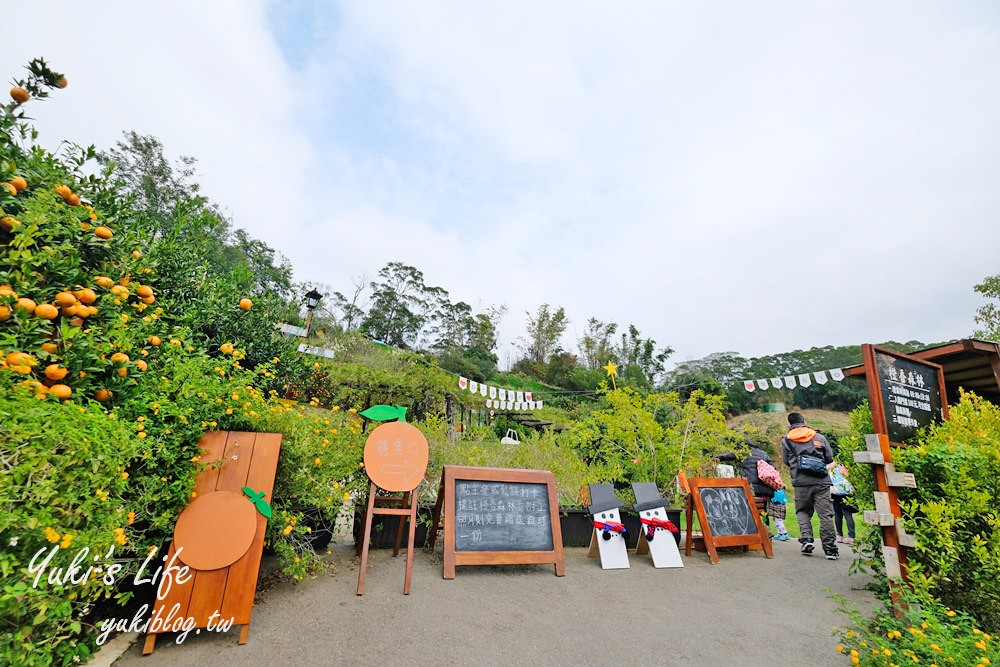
[698,487,754,537]
[875,350,943,443]
[453,481,553,552]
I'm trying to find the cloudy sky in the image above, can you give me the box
[8,1,1000,368]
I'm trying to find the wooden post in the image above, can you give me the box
[861,344,948,613]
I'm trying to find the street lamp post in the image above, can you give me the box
[303,288,323,340]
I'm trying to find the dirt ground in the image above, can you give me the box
[112,533,876,667]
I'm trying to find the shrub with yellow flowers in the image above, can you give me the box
[835,591,999,666]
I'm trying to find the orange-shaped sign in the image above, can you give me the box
[173,491,257,571]
[363,421,429,492]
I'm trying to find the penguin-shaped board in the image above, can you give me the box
[587,483,630,569]
[632,482,683,568]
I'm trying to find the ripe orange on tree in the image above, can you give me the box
[135,360,148,371]
[110,352,129,364]
[94,226,113,239]
[76,288,97,304]
[117,367,128,378]
[34,303,59,320]
[49,384,72,400]
[10,87,30,104]
[44,364,68,381]
[0,305,10,321]
[141,295,155,305]
[66,193,81,207]
[239,298,252,311]
[10,176,27,192]
[94,276,114,288]
[94,388,112,402]
[53,185,72,200]
[148,335,161,346]
[54,291,77,307]
[15,298,36,313]
[0,183,15,196]
[40,342,58,354]
[136,285,153,299]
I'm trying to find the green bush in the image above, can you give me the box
[0,388,138,666]
[893,392,1000,631]
[836,590,999,666]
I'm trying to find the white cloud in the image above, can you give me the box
[7,1,1000,368]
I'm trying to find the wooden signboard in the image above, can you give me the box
[686,477,772,565]
[866,345,947,446]
[144,431,281,654]
[356,421,429,596]
[430,466,565,579]
[860,344,947,601]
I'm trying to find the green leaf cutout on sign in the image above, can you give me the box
[242,486,272,519]
[360,404,407,422]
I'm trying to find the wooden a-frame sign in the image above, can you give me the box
[685,477,772,565]
[430,466,565,579]
[859,344,948,598]
[144,431,281,654]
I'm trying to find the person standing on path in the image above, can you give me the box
[717,439,791,541]
[827,458,857,544]
[781,412,838,559]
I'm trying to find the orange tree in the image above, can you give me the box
[0,60,365,665]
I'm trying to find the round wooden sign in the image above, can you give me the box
[363,421,429,492]
[173,490,257,571]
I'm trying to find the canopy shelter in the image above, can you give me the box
[844,339,1000,406]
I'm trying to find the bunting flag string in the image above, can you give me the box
[742,368,846,392]
[458,376,546,411]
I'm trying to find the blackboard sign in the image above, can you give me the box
[687,477,772,565]
[432,466,565,579]
[873,348,945,444]
[453,480,553,552]
[697,487,756,537]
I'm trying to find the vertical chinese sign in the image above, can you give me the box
[860,344,947,605]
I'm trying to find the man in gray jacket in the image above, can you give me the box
[781,412,838,559]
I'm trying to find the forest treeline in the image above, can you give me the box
[107,131,995,416]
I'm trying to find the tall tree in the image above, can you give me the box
[361,262,448,348]
[615,324,672,389]
[973,274,1000,340]
[578,317,618,370]
[520,304,569,365]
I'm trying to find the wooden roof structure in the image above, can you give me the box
[844,339,1000,405]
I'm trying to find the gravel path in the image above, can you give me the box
[114,537,875,667]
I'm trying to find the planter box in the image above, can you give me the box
[353,505,434,549]
[558,508,682,548]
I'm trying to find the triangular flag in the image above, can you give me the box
[489,386,497,399]
[744,380,756,392]
[830,368,845,382]
[469,380,479,393]
[756,379,769,390]
[536,401,543,409]
[770,377,783,389]
[480,384,487,396]
[814,370,828,385]
[459,376,468,390]
[525,391,532,402]
[486,399,493,408]
[798,373,812,388]
[529,401,536,410]
[516,391,524,403]
[499,389,507,401]
[784,376,797,389]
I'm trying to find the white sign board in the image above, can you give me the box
[298,344,336,359]
[276,322,308,337]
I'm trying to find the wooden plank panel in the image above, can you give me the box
[148,542,194,624]
[220,433,281,625]
[186,567,228,626]
[215,431,255,492]
[193,431,230,495]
